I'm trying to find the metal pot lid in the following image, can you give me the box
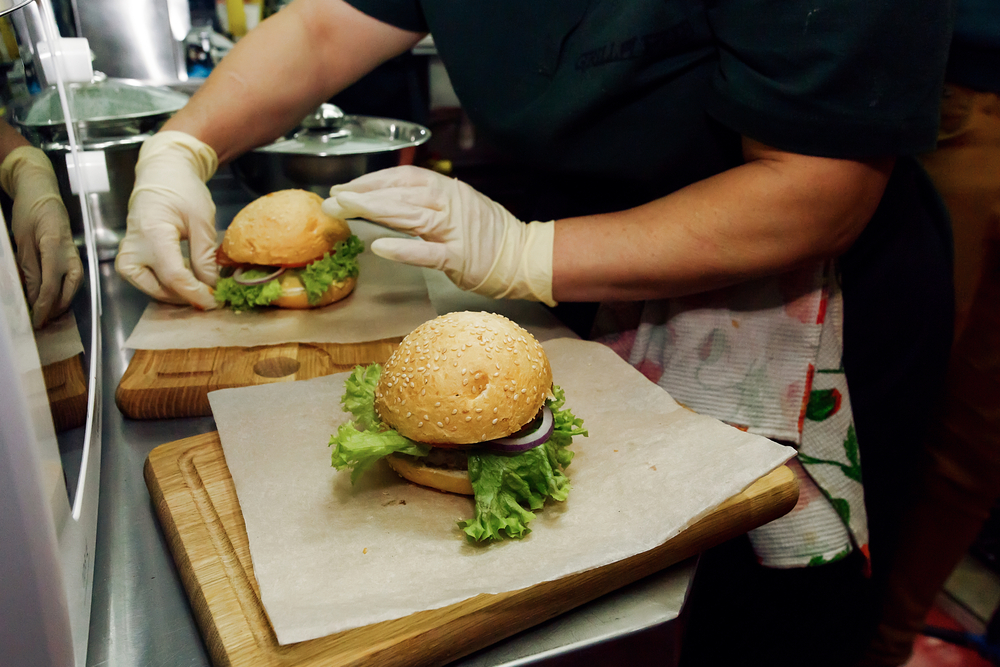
[254,104,430,157]
[12,78,189,128]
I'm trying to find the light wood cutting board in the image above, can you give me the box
[117,339,402,419]
[43,354,87,432]
[145,432,799,667]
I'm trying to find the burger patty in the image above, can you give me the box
[422,447,470,471]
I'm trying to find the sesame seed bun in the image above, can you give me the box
[270,273,356,309]
[222,189,352,266]
[374,311,553,445]
[385,454,474,495]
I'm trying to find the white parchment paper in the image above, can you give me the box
[124,220,437,349]
[34,310,84,366]
[209,338,796,645]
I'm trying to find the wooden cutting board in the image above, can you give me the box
[43,354,87,432]
[145,432,799,667]
[117,339,402,419]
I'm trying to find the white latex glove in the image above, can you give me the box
[115,131,219,309]
[323,166,556,306]
[1,145,84,329]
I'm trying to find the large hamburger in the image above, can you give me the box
[214,189,363,310]
[329,311,588,541]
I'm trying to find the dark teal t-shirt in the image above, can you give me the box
[344,0,953,194]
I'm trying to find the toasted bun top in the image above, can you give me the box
[375,311,553,445]
[222,189,351,265]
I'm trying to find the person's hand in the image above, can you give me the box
[1,146,83,329]
[322,166,556,306]
[115,131,219,309]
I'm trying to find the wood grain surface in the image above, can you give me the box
[144,432,799,667]
[43,353,87,432]
[117,339,402,420]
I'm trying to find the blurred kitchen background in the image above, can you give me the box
[2,2,999,665]
[0,0,492,189]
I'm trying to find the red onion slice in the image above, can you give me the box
[486,406,553,453]
[233,266,286,286]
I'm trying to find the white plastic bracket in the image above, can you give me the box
[65,151,110,195]
[36,37,94,84]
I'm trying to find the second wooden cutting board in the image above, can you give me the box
[116,339,402,419]
[146,431,800,666]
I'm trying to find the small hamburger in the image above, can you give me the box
[214,189,363,310]
[329,311,587,541]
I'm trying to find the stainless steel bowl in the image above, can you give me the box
[231,104,431,197]
[12,78,190,260]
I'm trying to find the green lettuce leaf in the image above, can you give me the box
[340,364,383,430]
[300,235,364,304]
[458,386,587,541]
[327,363,588,541]
[329,363,429,483]
[214,271,284,311]
[329,422,430,484]
[215,234,364,310]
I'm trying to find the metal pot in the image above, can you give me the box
[231,103,431,197]
[11,78,189,260]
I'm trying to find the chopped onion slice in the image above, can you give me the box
[233,266,286,286]
[486,406,553,453]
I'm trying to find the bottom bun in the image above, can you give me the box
[386,453,474,496]
[272,274,357,309]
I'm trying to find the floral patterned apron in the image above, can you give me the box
[594,260,869,568]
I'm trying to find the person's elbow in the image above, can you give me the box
[743,137,894,262]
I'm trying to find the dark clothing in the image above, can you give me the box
[344,1,956,664]
[948,0,1000,93]
[678,157,955,667]
[348,0,951,184]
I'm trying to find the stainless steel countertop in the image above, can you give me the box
[85,169,695,667]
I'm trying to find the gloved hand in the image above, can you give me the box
[1,145,84,329]
[115,131,219,309]
[322,166,556,306]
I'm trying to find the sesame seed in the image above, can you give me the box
[434,401,441,407]
[465,416,472,422]
[494,372,500,377]
[406,412,412,417]
[424,414,429,420]
[417,422,423,427]
[451,409,458,415]
[492,418,498,425]
[437,421,443,427]
[493,407,498,414]
[421,388,426,395]
[475,408,483,413]
[445,417,450,424]
[461,368,467,375]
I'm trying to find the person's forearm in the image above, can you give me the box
[552,139,894,302]
[163,0,424,163]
